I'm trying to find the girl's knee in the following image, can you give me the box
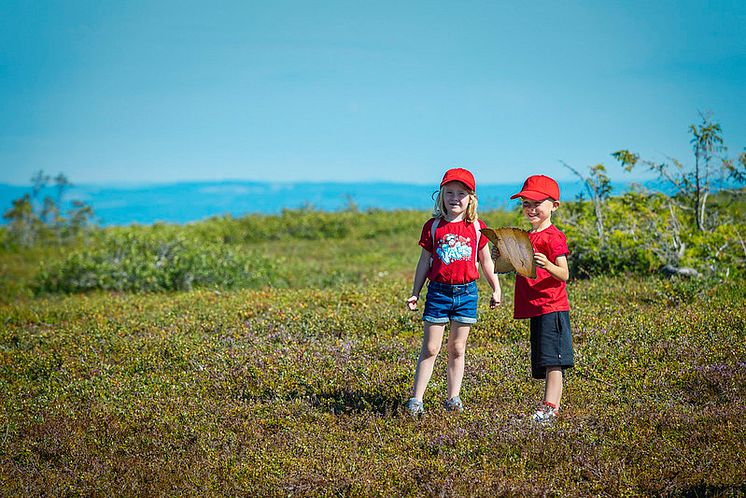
[447,342,467,358]
[421,344,441,359]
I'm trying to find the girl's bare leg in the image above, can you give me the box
[446,322,471,400]
[544,366,563,407]
[412,322,446,400]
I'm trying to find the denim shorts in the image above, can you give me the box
[423,280,478,324]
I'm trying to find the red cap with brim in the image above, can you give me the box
[510,175,560,201]
[440,168,476,192]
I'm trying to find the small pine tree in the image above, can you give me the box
[613,112,741,232]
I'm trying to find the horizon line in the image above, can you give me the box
[0,176,659,189]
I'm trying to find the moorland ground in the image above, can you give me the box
[1,209,744,496]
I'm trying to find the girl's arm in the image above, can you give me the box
[534,253,569,282]
[478,243,502,308]
[406,248,431,310]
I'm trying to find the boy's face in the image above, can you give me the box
[521,198,559,228]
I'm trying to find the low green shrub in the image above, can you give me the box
[18,208,520,296]
[4,200,743,298]
[184,209,417,244]
[33,231,279,293]
[560,191,746,278]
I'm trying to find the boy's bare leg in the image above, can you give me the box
[412,322,446,400]
[544,366,563,407]
[446,322,471,400]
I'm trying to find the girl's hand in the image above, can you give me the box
[491,246,500,260]
[489,289,501,308]
[406,295,419,311]
[534,252,550,268]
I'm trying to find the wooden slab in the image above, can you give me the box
[480,227,537,278]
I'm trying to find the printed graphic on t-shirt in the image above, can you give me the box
[436,234,472,265]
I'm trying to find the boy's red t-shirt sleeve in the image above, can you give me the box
[548,230,569,261]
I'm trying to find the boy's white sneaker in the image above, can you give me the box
[532,401,558,423]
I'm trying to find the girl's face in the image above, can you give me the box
[521,198,559,229]
[443,181,471,218]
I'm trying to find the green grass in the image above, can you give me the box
[1,210,745,496]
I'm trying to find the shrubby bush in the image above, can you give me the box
[34,229,280,293]
[22,196,746,294]
[208,209,353,242]
[559,190,745,279]
[559,114,745,279]
[559,192,670,277]
[685,222,746,278]
[26,207,520,295]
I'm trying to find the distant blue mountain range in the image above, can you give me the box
[0,179,657,226]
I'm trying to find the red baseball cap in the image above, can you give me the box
[510,175,560,201]
[440,168,476,192]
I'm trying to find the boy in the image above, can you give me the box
[509,175,574,423]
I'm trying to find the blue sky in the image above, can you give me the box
[1,0,744,186]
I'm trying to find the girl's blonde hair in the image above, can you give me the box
[432,186,479,223]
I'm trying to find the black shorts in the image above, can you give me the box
[529,311,574,379]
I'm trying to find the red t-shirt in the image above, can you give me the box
[419,218,488,284]
[514,224,570,319]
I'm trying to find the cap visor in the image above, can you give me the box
[510,190,550,201]
[441,180,474,191]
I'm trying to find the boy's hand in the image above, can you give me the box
[406,295,418,311]
[491,246,500,260]
[534,252,550,268]
[489,289,501,308]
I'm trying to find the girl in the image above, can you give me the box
[405,167,501,416]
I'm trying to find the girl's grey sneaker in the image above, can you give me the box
[532,401,558,423]
[404,397,424,418]
[444,396,463,412]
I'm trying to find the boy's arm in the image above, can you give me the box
[534,253,569,282]
[406,248,431,310]
[479,243,502,308]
